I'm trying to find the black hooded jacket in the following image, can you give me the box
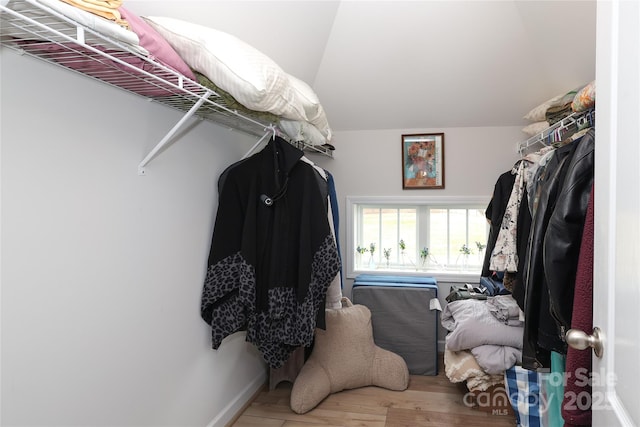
[201,136,341,368]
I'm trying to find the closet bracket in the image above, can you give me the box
[138,91,212,175]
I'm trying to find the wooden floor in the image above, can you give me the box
[229,357,518,427]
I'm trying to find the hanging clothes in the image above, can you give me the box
[521,128,594,371]
[489,160,526,273]
[510,183,532,305]
[201,136,341,369]
[482,170,516,277]
[322,170,343,309]
[326,171,343,287]
[489,147,552,274]
[544,131,595,339]
[546,351,567,427]
[562,184,594,426]
[298,156,342,309]
[521,140,575,371]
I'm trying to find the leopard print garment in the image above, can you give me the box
[201,234,341,368]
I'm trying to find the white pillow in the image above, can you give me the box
[142,16,307,121]
[279,119,327,147]
[522,121,549,136]
[523,94,563,122]
[523,86,586,122]
[288,74,332,140]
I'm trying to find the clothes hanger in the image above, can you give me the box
[241,124,279,160]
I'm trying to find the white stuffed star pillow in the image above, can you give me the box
[290,297,409,414]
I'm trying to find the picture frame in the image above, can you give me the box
[401,133,445,189]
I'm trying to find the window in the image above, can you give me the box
[346,196,490,278]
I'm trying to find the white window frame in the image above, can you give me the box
[345,195,491,282]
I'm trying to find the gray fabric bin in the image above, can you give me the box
[352,276,438,375]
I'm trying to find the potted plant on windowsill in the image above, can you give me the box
[383,248,392,268]
[399,239,406,266]
[420,247,430,269]
[458,244,472,270]
[368,243,377,269]
[475,241,486,263]
[355,245,368,269]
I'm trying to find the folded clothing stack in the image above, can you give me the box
[60,0,129,29]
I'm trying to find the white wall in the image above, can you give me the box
[1,51,267,426]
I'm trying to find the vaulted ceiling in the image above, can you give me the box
[127,0,597,132]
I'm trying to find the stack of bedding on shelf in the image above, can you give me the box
[521,81,596,137]
[0,0,333,149]
[141,15,333,148]
[58,0,128,28]
[2,0,197,96]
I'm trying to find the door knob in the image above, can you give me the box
[566,327,603,358]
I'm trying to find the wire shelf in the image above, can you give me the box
[0,0,333,172]
[516,108,595,156]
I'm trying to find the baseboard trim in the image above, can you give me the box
[205,370,267,427]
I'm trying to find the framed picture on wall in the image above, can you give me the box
[401,133,445,189]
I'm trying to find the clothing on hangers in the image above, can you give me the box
[482,171,516,277]
[489,148,550,273]
[201,136,341,369]
[521,128,594,371]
